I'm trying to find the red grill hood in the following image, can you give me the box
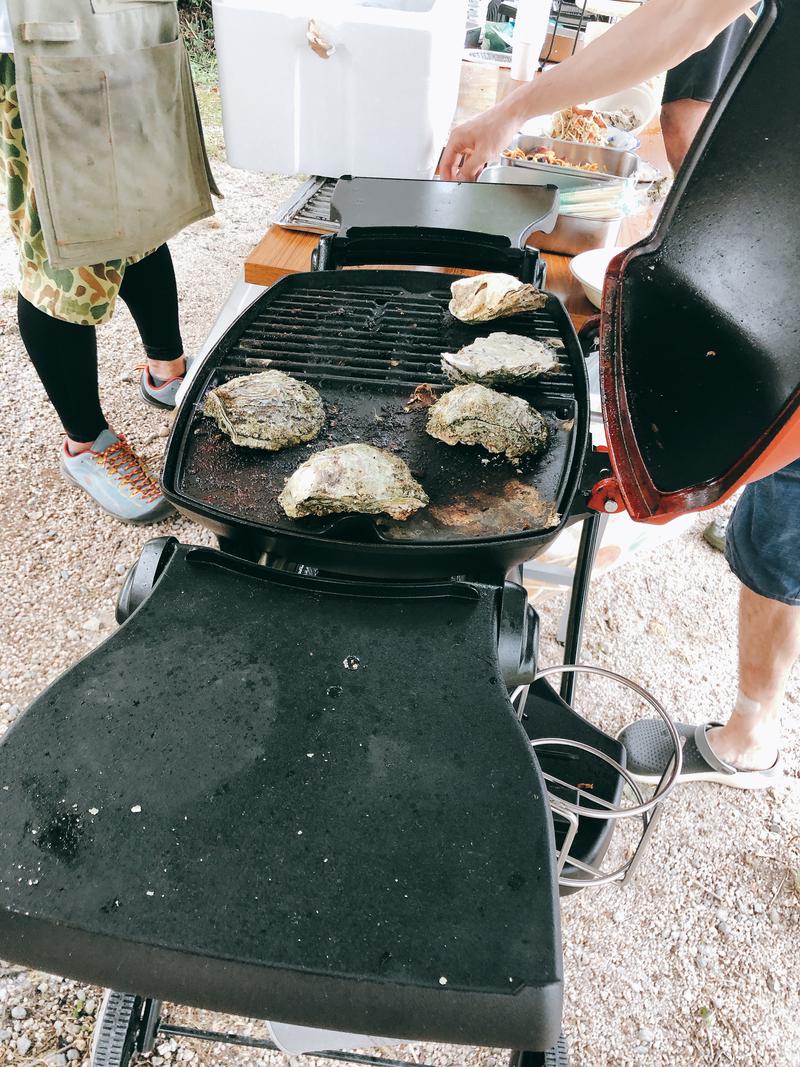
[597,0,800,523]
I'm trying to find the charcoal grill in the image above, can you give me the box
[2,3,800,1063]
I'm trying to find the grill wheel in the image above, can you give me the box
[509,1031,570,1067]
[90,991,143,1067]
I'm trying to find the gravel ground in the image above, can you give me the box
[0,101,798,1067]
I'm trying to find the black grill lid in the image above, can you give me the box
[600,0,800,522]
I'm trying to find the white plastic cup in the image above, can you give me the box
[510,0,551,80]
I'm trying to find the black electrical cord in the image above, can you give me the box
[539,0,562,69]
[571,0,591,55]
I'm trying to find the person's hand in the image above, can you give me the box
[439,106,521,182]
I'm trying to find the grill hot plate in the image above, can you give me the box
[163,267,589,578]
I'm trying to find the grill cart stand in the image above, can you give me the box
[4,1,800,1056]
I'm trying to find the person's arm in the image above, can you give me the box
[441,0,759,180]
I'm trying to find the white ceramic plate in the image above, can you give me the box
[569,246,624,309]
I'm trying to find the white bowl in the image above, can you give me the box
[569,246,624,309]
[603,128,640,152]
[588,86,659,137]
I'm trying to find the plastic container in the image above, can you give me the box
[465,0,489,45]
[213,0,468,179]
[478,165,624,255]
[511,0,551,80]
[569,245,624,306]
[588,86,660,137]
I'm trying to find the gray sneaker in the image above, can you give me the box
[140,361,187,410]
[702,520,727,552]
[60,429,173,525]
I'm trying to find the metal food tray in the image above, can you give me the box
[273,176,339,234]
[502,134,639,184]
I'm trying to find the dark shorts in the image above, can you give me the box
[725,459,800,606]
[663,14,752,104]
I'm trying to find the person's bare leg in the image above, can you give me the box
[707,585,800,770]
[147,356,186,381]
[660,98,711,173]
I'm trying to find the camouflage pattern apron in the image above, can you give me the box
[0,53,140,326]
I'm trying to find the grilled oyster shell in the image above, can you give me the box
[449,273,547,323]
[279,444,429,521]
[442,332,560,385]
[426,383,548,461]
[203,370,325,450]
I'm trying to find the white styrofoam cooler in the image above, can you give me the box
[213,0,468,179]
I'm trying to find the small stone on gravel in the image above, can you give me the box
[10,1004,27,1019]
[16,1036,32,1055]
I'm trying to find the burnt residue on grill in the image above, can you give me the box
[175,281,578,544]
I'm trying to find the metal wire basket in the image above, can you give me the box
[513,664,683,889]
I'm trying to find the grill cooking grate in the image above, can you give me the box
[226,286,576,394]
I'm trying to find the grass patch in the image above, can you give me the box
[194,76,225,163]
[180,0,215,70]
[181,5,225,162]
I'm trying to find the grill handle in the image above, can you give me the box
[312,227,546,285]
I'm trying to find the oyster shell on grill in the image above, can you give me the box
[203,370,325,450]
[449,273,547,323]
[442,332,560,385]
[426,383,548,461]
[279,444,429,521]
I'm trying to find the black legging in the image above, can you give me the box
[18,244,184,443]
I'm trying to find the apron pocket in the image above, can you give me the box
[108,37,208,245]
[30,62,120,247]
[28,37,209,259]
